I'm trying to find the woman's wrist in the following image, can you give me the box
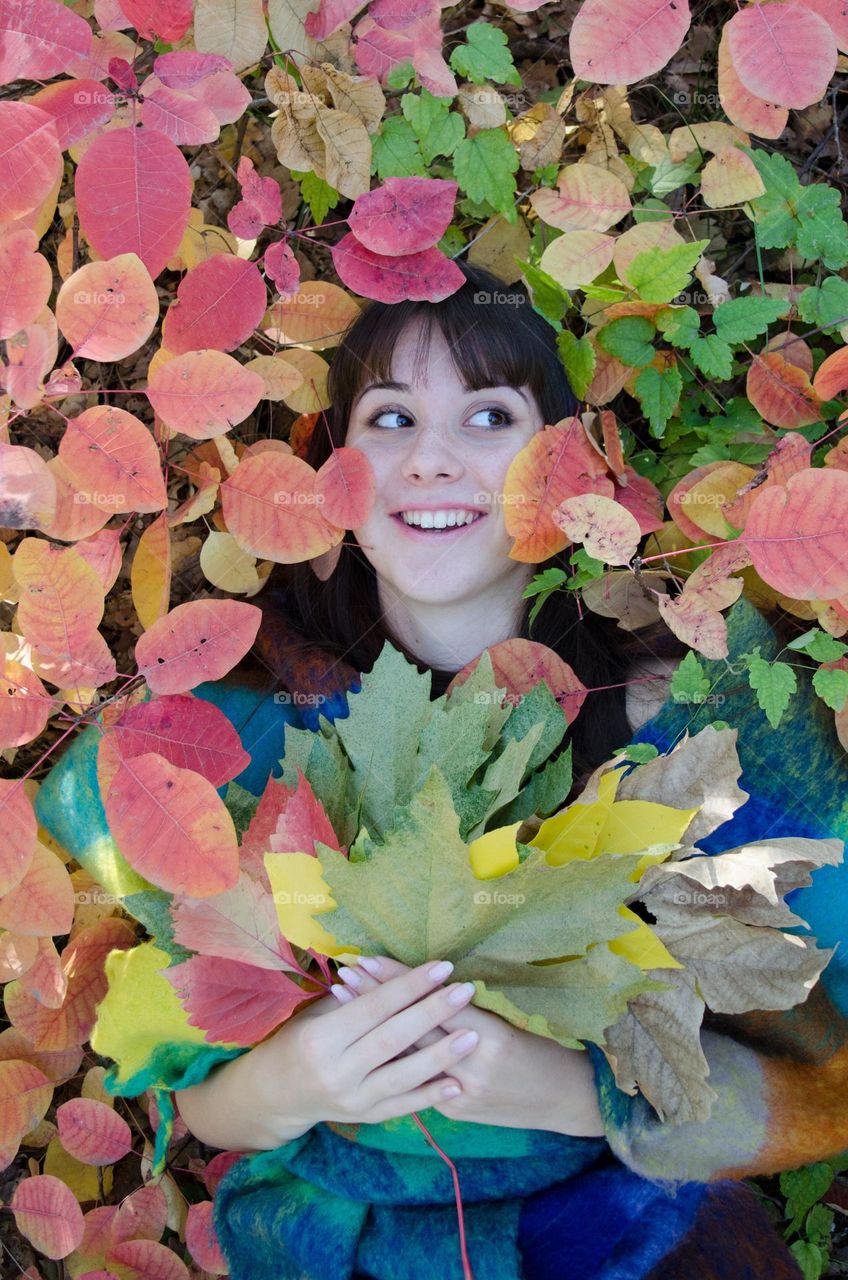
[546,1045,606,1139]
[174,1040,317,1151]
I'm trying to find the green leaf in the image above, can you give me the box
[557,330,596,399]
[386,60,415,89]
[290,169,339,224]
[713,296,791,344]
[781,1161,835,1235]
[452,128,519,221]
[812,665,848,712]
[655,304,701,349]
[668,650,711,706]
[789,1241,824,1280]
[449,23,522,86]
[647,152,702,197]
[634,363,683,437]
[795,184,848,269]
[614,742,660,763]
[314,764,661,1048]
[372,117,428,178]
[597,316,656,367]
[743,148,801,250]
[797,277,848,335]
[222,780,261,839]
[744,647,797,729]
[788,628,848,662]
[518,258,571,327]
[400,91,465,165]
[623,239,710,303]
[688,334,734,379]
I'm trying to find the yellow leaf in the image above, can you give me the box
[468,820,522,879]
[91,942,239,1087]
[595,798,701,855]
[607,905,684,970]
[44,1134,113,1201]
[532,768,625,865]
[264,850,346,956]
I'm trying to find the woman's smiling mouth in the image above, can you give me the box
[391,507,487,537]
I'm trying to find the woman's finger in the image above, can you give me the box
[337,959,446,1051]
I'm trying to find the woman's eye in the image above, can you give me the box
[366,409,414,429]
[467,408,515,429]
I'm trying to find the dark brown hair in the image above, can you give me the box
[231,260,805,788]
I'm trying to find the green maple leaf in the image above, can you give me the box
[312,764,666,1047]
[452,128,519,221]
[449,23,521,86]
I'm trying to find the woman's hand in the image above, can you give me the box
[332,956,607,1138]
[250,958,482,1139]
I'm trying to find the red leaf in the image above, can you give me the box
[331,231,465,302]
[162,253,268,354]
[103,752,239,896]
[0,1,92,83]
[164,954,316,1043]
[104,693,250,787]
[348,177,458,255]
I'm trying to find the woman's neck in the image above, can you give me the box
[378,582,527,672]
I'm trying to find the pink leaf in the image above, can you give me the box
[0,103,63,223]
[153,51,235,89]
[305,0,370,41]
[348,176,457,256]
[0,779,37,897]
[726,0,837,109]
[170,871,300,970]
[185,1199,228,1274]
[11,1174,85,1260]
[164,954,316,1044]
[161,253,268,354]
[236,156,283,225]
[74,128,192,279]
[140,82,221,146]
[103,752,239,896]
[569,0,692,84]
[0,0,92,83]
[263,240,301,293]
[26,78,116,151]
[134,598,262,694]
[56,1097,133,1165]
[331,231,464,302]
[118,0,193,42]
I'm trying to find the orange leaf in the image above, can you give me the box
[221,451,343,562]
[58,406,167,513]
[146,349,264,439]
[55,254,159,361]
[0,839,75,936]
[313,446,376,527]
[742,469,848,601]
[448,636,588,725]
[503,418,615,562]
[0,1060,53,1164]
[747,350,822,428]
[130,513,172,630]
[813,346,848,401]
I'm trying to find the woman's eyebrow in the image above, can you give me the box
[354,381,530,406]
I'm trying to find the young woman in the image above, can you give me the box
[166,264,845,1274]
[37,262,848,1279]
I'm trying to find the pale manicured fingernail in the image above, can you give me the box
[442,1083,461,1098]
[338,966,363,988]
[330,984,354,1003]
[447,981,475,1005]
[452,1030,478,1053]
[428,960,454,982]
[358,956,382,975]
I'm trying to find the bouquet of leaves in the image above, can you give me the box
[94,638,843,1128]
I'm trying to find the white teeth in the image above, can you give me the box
[399,510,481,528]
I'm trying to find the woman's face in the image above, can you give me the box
[345,319,545,608]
